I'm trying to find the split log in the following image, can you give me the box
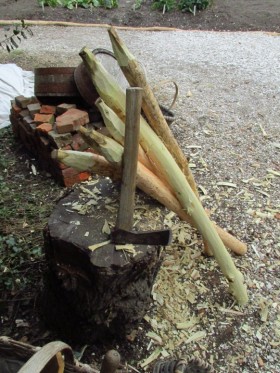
[79,47,248,305]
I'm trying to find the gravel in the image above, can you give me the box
[0,26,279,372]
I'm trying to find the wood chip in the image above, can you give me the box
[88,240,110,252]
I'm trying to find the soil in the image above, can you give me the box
[0,1,279,373]
[0,0,280,33]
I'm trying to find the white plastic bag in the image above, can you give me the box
[0,64,34,129]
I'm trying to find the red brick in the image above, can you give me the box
[57,162,68,170]
[11,103,22,116]
[56,103,77,116]
[40,105,56,115]
[63,171,91,187]
[56,108,89,134]
[34,113,54,125]
[36,122,53,134]
[62,167,79,178]
[71,133,87,151]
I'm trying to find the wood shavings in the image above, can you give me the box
[70,220,80,226]
[198,185,207,195]
[259,299,270,322]
[186,145,202,149]
[140,348,161,368]
[267,169,280,177]
[79,185,100,200]
[272,142,280,149]
[184,330,206,344]
[102,219,111,235]
[258,123,268,137]
[218,307,244,316]
[176,317,198,330]
[216,182,237,188]
[146,331,163,345]
[88,240,110,252]
[115,244,137,256]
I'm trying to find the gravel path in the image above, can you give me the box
[0,26,279,372]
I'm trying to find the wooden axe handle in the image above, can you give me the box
[116,87,143,231]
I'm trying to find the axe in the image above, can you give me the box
[110,87,172,246]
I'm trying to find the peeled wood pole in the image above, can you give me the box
[79,47,248,305]
[116,87,143,230]
[95,97,155,173]
[108,27,213,255]
[108,26,199,198]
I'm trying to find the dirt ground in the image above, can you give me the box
[0,0,280,32]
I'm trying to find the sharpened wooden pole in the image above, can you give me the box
[116,87,143,231]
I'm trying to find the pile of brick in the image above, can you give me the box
[10,95,101,187]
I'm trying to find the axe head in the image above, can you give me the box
[111,228,172,246]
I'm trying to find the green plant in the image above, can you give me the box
[0,20,33,53]
[0,235,42,292]
[38,0,63,7]
[178,0,211,15]
[38,0,118,10]
[152,0,176,13]
[133,0,143,10]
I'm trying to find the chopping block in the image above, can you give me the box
[43,178,169,342]
[42,88,171,342]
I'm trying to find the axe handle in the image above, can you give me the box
[116,87,143,231]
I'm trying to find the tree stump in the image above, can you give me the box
[42,178,167,342]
